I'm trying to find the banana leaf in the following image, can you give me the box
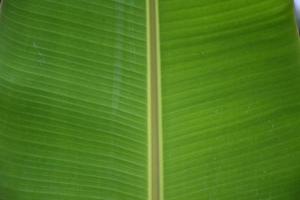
[0,0,299,200]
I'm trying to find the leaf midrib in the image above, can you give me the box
[147,0,163,200]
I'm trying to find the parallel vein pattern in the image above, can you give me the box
[0,0,148,199]
[159,0,300,200]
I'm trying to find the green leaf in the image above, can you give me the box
[0,0,148,200]
[0,0,299,200]
[159,0,300,200]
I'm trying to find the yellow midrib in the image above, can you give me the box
[147,0,163,200]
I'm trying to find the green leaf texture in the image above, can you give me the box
[159,0,300,200]
[1,0,300,200]
[0,0,148,200]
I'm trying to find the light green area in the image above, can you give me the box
[159,0,300,199]
[0,0,148,199]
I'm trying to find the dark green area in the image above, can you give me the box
[0,0,148,199]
